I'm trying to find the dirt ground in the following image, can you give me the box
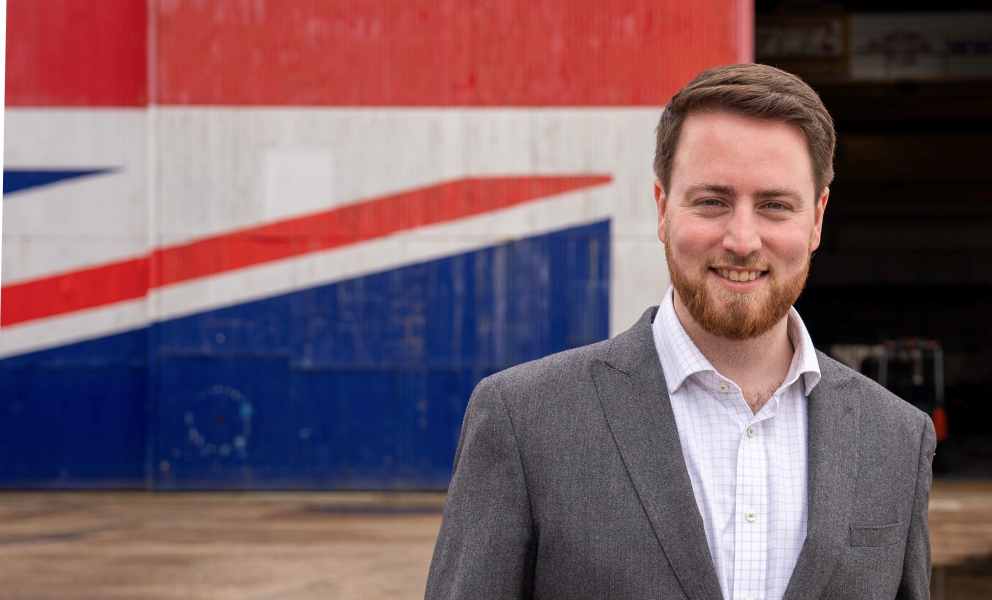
[0,480,988,600]
[930,481,992,600]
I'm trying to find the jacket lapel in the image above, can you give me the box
[591,308,724,600]
[782,351,859,600]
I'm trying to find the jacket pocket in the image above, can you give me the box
[850,522,901,547]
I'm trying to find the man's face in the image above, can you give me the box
[655,111,829,340]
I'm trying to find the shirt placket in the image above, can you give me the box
[732,388,774,600]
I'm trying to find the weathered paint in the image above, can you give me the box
[2,110,148,288]
[1,108,657,361]
[1,221,608,489]
[3,176,610,327]
[155,0,748,106]
[0,328,149,486]
[5,0,147,106]
[0,0,746,488]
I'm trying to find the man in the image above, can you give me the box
[425,64,935,600]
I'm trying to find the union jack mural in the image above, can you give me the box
[1,0,749,488]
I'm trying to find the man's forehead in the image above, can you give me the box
[671,112,816,200]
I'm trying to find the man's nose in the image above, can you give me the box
[723,208,762,256]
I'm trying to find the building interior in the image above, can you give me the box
[756,0,992,474]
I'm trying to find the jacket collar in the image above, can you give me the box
[593,306,724,600]
[782,350,859,600]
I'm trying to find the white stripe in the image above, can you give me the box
[0,298,147,360]
[153,107,669,337]
[2,109,148,285]
[2,107,672,356]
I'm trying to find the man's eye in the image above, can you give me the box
[763,202,788,210]
[700,198,723,207]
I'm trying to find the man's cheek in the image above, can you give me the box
[767,232,812,260]
[673,231,716,261]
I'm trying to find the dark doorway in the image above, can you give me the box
[757,1,992,475]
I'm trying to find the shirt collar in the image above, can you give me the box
[651,286,821,396]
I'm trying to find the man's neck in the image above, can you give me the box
[672,291,795,414]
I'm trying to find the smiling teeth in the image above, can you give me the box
[717,268,761,281]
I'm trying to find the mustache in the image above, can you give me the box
[705,254,770,270]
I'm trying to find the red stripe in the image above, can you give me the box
[1,176,610,327]
[6,0,147,107]
[1,259,149,327]
[156,0,744,106]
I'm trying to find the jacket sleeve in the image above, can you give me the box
[424,375,537,600]
[896,415,937,600]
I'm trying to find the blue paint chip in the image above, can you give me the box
[3,168,117,196]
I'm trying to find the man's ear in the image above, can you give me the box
[654,179,668,244]
[810,186,829,251]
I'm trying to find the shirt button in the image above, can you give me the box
[746,426,755,438]
[718,382,729,392]
[745,510,757,522]
[745,597,755,600]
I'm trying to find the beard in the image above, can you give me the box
[665,233,811,341]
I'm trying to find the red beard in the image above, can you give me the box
[665,230,811,340]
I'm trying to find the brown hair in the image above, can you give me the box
[654,63,836,197]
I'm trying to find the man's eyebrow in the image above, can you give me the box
[753,188,805,202]
[684,183,738,197]
[682,184,807,203]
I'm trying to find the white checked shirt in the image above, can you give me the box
[651,286,821,600]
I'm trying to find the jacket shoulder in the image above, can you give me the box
[467,307,659,443]
[481,338,613,406]
[816,350,931,436]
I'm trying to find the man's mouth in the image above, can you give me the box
[710,267,768,282]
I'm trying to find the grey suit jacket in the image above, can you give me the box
[426,307,936,600]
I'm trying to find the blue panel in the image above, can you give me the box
[152,219,610,489]
[0,329,148,487]
[3,168,117,195]
[154,355,294,488]
[0,219,610,489]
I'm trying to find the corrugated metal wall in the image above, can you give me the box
[1,0,748,489]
